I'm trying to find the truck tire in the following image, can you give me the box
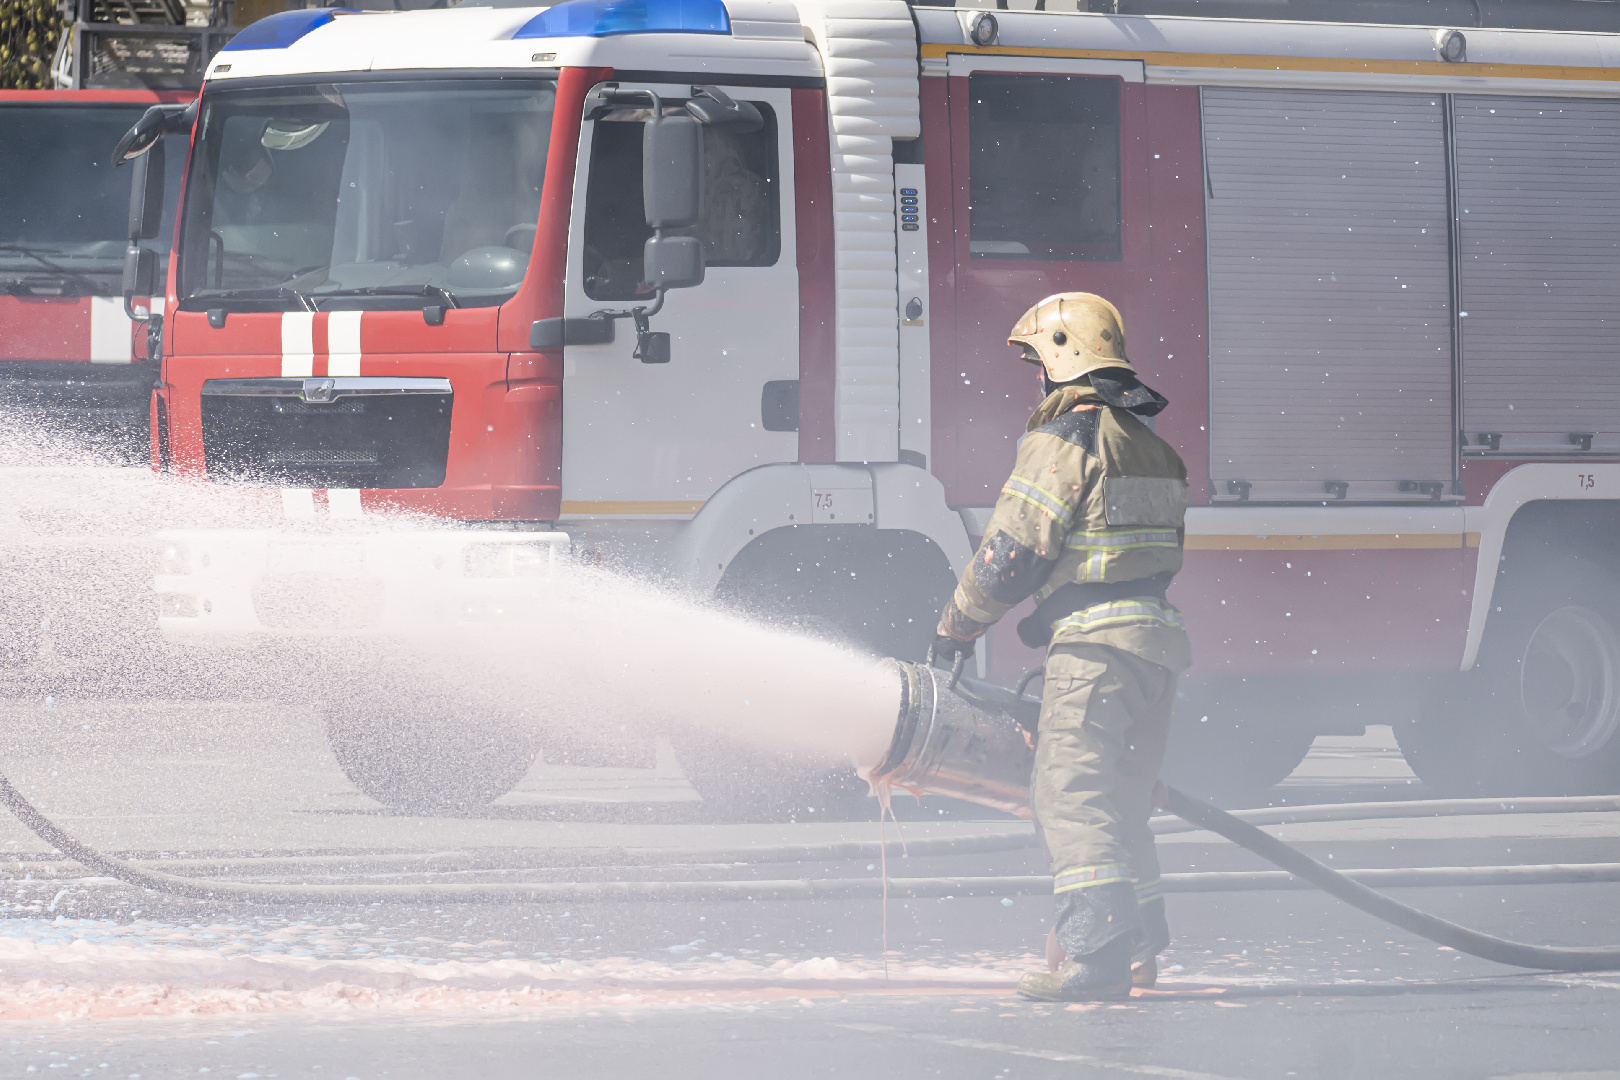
[1397,559,1620,796]
[673,732,876,823]
[678,526,953,821]
[1160,681,1317,807]
[326,706,538,814]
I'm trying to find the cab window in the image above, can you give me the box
[584,103,780,301]
[968,74,1121,261]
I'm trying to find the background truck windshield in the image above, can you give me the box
[0,105,184,297]
[177,79,556,310]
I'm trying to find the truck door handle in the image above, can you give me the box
[529,316,616,349]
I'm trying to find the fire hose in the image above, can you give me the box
[871,660,1620,973]
[0,659,1617,971]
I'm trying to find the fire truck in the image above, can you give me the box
[0,89,190,454]
[126,0,1620,810]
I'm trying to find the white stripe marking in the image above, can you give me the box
[88,297,133,364]
[281,312,315,377]
[838,1026,1241,1080]
[327,489,363,518]
[327,310,362,377]
[281,489,317,519]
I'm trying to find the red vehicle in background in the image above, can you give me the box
[0,89,188,455]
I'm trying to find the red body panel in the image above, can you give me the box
[0,297,92,361]
[989,545,1478,684]
[1174,547,1476,674]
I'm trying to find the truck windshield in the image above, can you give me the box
[0,105,184,297]
[177,78,556,311]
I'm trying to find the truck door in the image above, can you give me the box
[559,82,799,519]
[941,57,1150,503]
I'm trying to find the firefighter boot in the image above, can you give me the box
[1018,934,1135,1002]
[1132,896,1170,989]
[1019,880,1141,1002]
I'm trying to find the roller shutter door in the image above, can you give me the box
[1454,97,1620,455]
[1204,88,1454,502]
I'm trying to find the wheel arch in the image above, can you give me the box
[1463,463,1620,668]
[662,461,972,598]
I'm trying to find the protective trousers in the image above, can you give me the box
[1032,641,1176,958]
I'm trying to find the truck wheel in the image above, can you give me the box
[1160,684,1317,807]
[325,706,538,814]
[674,732,875,823]
[1397,561,1620,796]
[682,526,954,821]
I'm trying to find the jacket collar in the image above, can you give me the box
[1028,370,1170,432]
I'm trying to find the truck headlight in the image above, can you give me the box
[157,593,200,618]
[464,543,555,578]
[159,541,190,576]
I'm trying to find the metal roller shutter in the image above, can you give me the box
[1454,97,1620,456]
[1204,88,1454,502]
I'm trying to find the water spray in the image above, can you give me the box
[1,656,1618,972]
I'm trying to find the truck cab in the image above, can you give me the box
[0,89,189,455]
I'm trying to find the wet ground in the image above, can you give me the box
[0,712,1616,1079]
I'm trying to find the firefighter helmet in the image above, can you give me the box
[1008,292,1133,383]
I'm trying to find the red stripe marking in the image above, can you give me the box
[792,86,835,465]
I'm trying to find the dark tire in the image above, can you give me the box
[678,526,954,821]
[714,525,954,662]
[326,705,539,814]
[673,732,877,823]
[1397,559,1620,796]
[1161,681,1317,806]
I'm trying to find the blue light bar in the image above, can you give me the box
[514,0,730,39]
[222,7,357,51]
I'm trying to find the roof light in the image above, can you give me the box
[222,7,357,51]
[514,0,730,39]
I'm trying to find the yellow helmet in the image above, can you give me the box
[1008,292,1133,384]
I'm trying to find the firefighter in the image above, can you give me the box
[928,292,1190,1002]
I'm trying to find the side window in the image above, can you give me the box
[967,74,1121,261]
[584,102,780,301]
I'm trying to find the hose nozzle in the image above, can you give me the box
[869,660,1037,819]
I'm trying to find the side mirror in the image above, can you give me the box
[111,108,167,166]
[643,235,704,290]
[123,246,158,301]
[643,113,703,229]
[112,100,193,166]
[128,138,166,241]
[122,245,161,337]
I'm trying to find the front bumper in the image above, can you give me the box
[153,528,571,641]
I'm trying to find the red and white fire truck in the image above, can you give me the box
[127,0,1620,807]
[0,89,189,452]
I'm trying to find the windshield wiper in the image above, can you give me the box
[311,284,461,308]
[190,287,316,312]
[0,244,102,287]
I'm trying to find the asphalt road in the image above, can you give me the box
[0,715,1616,1079]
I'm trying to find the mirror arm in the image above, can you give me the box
[632,287,667,324]
[583,84,662,121]
[124,295,151,323]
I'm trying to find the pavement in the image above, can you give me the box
[0,709,1617,1079]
